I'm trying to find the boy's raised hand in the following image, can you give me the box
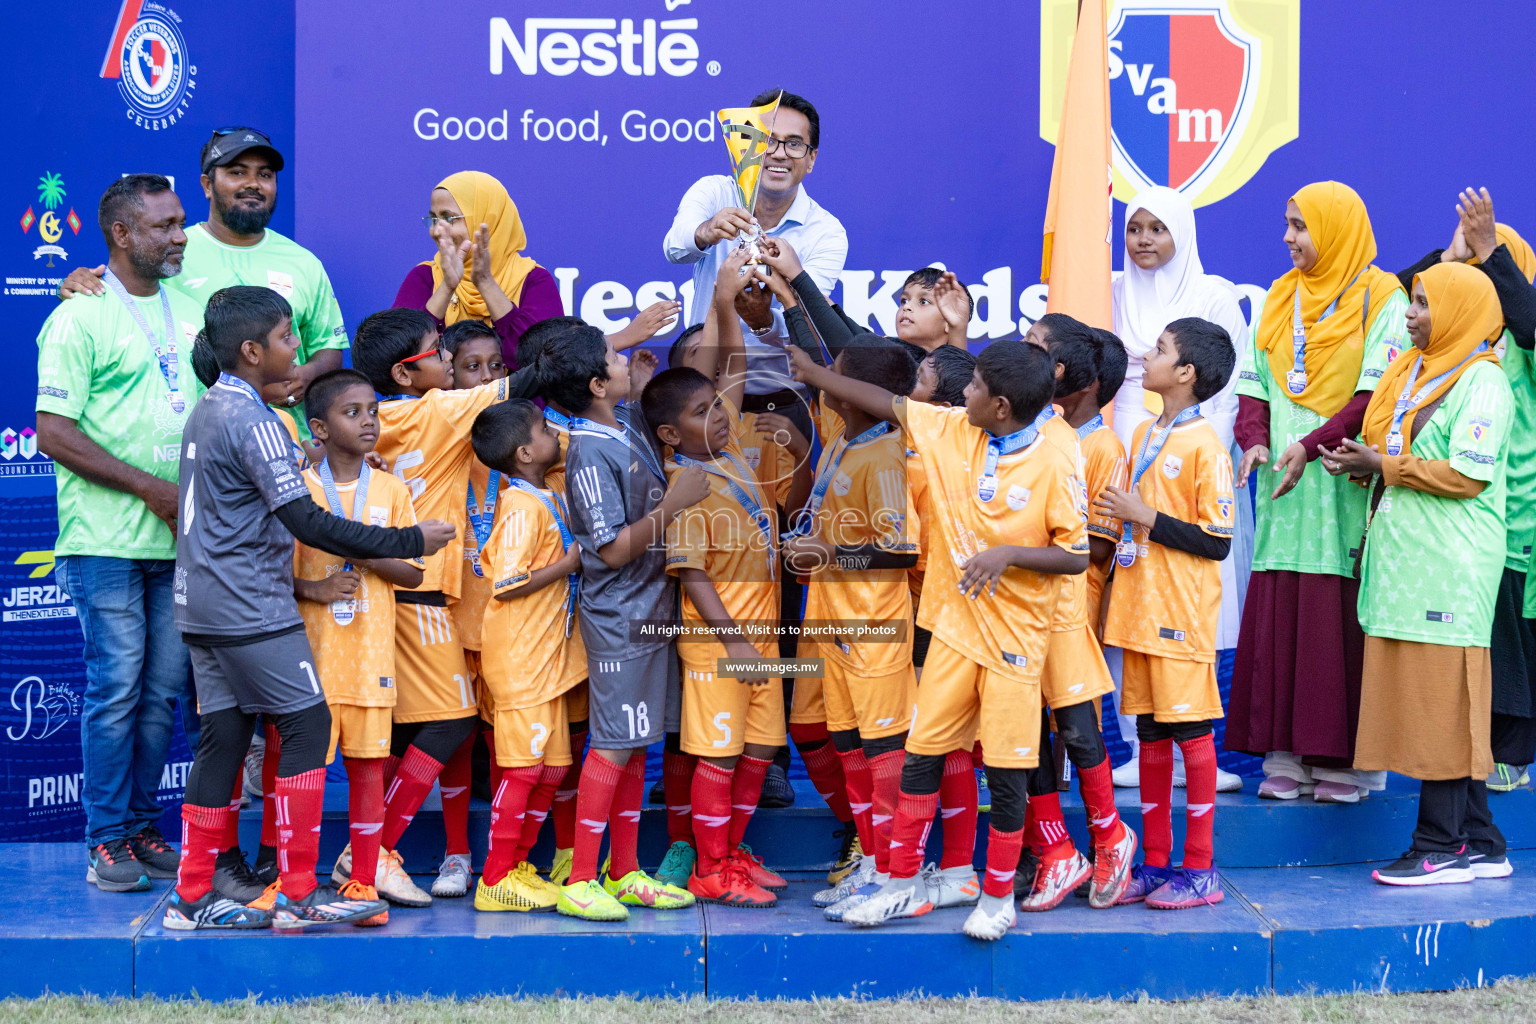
[786,344,823,385]
[628,348,659,394]
[418,519,458,555]
[715,245,754,298]
[758,236,805,281]
[628,300,683,343]
[933,272,971,333]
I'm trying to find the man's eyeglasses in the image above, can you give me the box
[421,214,466,229]
[399,346,447,368]
[763,137,811,158]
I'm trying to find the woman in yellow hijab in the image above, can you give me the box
[1226,182,1409,804]
[392,171,564,363]
[1322,261,1512,886]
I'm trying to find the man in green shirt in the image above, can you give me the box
[36,174,206,894]
[56,128,348,411]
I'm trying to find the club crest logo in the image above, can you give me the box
[100,3,198,130]
[1040,0,1298,207]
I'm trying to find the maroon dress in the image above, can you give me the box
[393,263,565,369]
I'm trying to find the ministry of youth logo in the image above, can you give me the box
[100,3,198,129]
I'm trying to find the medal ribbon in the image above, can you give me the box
[978,405,1053,500]
[1117,405,1201,563]
[1289,268,1365,385]
[506,477,579,636]
[672,450,777,580]
[1387,343,1489,452]
[788,421,891,536]
[316,459,371,574]
[104,269,183,414]
[572,416,666,483]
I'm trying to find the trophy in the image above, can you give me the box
[717,90,782,269]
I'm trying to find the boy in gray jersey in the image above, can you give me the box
[165,286,455,932]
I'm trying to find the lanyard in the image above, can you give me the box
[1075,413,1105,440]
[572,416,666,483]
[1117,405,1201,567]
[465,473,500,551]
[315,459,371,625]
[977,405,1053,502]
[104,270,183,414]
[672,450,777,580]
[788,421,891,536]
[506,477,579,636]
[544,407,572,431]
[1287,268,1364,395]
[1385,344,1488,456]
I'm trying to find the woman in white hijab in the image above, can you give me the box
[1106,185,1252,790]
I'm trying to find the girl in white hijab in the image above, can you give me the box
[1106,185,1252,790]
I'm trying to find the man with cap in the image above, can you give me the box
[57,127,348,408]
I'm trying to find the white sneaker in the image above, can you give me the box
[962,892,1016,941]
[243,734,266,798]
[1111,760,1140,788]
[375,848,432,907]
[841,877,932,928]
[431,853,472,897]
[921,862,981,908]
[1172,761,1244,793]
[814,855,875,907]
[329,843,353,887]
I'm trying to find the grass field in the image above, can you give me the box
[8,982,1536,1024]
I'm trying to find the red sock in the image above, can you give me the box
[691,760,734,873]
[552,726,587,851]
[970,740,984,770]
[790,724,853,821]
[607,756,646,879]
[727,754,771,849]
[1140,737,1175,868]
[344,758,384,887]
[260,722,281,849]
[514,763,568,864]
[1077,757,1121,844]
[176,802,228,902]
[382,753,402,792]
[663,746,697,845]
[836,747,876,859]
[1179,733,1217,870]
[886,790,939,880]
[483,765,541,886]
[439,732,474,857]
[868,749,905,875]
[381,746,446,852]
[275,767,326,901]
[569,751,623,884]
[939,750,979,870]
[489,762,506,795]
[983,825,1025,898]
[1029,792,1072,855]
[221,774,243,852]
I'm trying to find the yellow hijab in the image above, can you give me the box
[422,171,539,324]
[1361,262,1503,456]
[1257,181,1404,417]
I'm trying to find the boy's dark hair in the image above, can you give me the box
[1042,317,1101,399]
[749,88,820,150]
[517,315,586,369]
[902,267,974,320]
[974,341,1054,424]
[442,319,499,356]
[191,332,219,388]
[640,368,714,441]
[925,345,977,406]
[1164,317,1236,403]
[1092,328,1129,408]
[838,339,918,397]
[202,285,292,372]
[305,368,375,426]
[470,399,543,472]
[534,321,609,415]
[668,323,706,369]
[353,307,437,395]
[98,173,173,242]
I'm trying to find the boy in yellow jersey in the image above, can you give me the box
[786,339,1087,941]
[1095,317,1236,910]
[340,307,539,905]
[468,400,592,913]
[288,369,424,924]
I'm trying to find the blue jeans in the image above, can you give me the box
[56,556,195,847]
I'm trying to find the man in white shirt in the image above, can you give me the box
[663,89,847,411]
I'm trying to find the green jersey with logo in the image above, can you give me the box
[1498,331,1536,571]
[1235,290,1409,577]
[1360,359,1510,646]
[170,223,348,364]
[35,286,208,559]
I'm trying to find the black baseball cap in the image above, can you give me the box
[200,127,285,175]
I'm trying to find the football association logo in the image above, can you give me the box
[1040,0,1299,207]
[100,3,198,130]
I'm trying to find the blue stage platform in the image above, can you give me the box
[9,780,1536,1002]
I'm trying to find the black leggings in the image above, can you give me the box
[1027,703,1108,797]
[390,715,479,762]
[184,702,331,808]
[830,728,906,759]
[902,750,1029,833]
[1136,715,1213,744]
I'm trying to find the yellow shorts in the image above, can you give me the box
[680,657,787,758]
[492,694,574,769]
[1120,650,1223,723]
[906,634,1042,769]
[788,645,826,725]
[565,679,590,724]
[466,650,494,722]
[393,602,477,724]
[824,656,917,739]
[327,703,393,762]
[1042,625,1114,710]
